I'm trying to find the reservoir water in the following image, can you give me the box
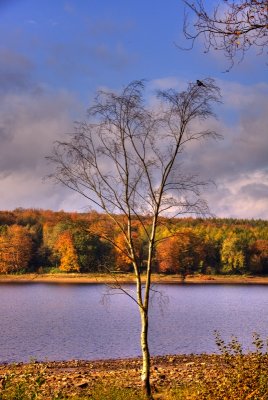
[0,283,267,363]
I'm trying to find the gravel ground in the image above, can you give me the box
[0,354,228,398]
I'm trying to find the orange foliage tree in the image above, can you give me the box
[0,225,33,273]
[156,229,205,278]
[55,231,80,272]
[114,232,132,271]
[114,226,146,272]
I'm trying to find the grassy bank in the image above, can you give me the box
[0,351,267,399]
[1,273,268,285]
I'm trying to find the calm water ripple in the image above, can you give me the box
[0,283,267,362]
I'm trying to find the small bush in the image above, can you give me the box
[166,332,268,400]
[1,364,47,400]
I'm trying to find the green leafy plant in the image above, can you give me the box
[1,364,47,400]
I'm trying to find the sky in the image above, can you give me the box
[0,0,267,219]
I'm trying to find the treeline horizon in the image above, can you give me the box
[0,208,268,276]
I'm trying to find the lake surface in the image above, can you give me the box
[0,283,267,363]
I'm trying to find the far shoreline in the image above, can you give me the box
[0,273,268,285]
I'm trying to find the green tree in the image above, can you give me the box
[249,239,268,274]
[73,227,111,272]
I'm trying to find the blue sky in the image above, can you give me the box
[0,0,268,218]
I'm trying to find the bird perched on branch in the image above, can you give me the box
[196,79,206,87]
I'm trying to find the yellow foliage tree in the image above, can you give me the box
[221,232,246,273]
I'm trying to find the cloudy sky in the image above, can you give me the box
[0,0,267,219]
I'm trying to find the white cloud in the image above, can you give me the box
[0,86,85,211]
[147,77,268,219]
[0,75,267,219]
[206,170,268,219]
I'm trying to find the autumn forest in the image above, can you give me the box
[0,208,268,276]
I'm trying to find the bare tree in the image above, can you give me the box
[48,79,221,399]
[183,0,268,69]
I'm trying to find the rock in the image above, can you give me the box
[76,381,89,388]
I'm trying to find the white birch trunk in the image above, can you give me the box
[140,307,152,399]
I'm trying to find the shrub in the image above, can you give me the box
[166,332,268,400]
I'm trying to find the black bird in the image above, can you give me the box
[196,79,206,87]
